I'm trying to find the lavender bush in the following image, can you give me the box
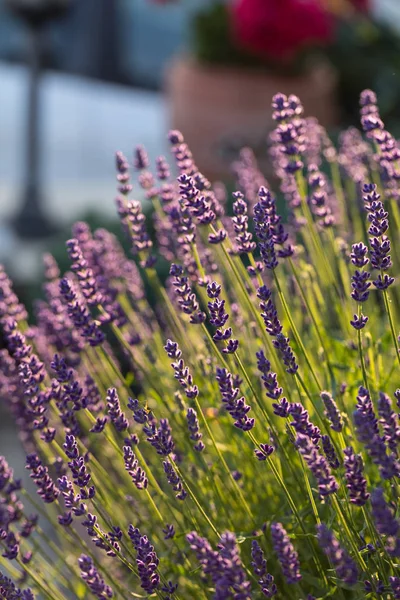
[1,91,400,599]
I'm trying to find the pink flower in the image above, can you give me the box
[231,0,334,61]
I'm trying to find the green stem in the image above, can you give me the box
[382,288,400,370]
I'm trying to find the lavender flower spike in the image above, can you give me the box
[272,333,298,374]
[390,577,400,599]
[317,523,358,586]
[320,391,343,432]
[163,460,187,500]
[295,434,338,497]
[106,388,129,432]
[271,522,302,584]
[164,339,199,399]
[231,191,256,255]
[144,418,175,455]
[377,392,400,452]
[216,367,255,431]
[354,386,400,479]
[129,527,160,594]
[186,407,205,452]
[343,447,370,506]
[321,435,340,469]
[79,554,113,598]
[371,488,400,556]
[187,531,252,599]
[251,540,277,597]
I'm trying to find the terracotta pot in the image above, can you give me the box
[165,56,339,180]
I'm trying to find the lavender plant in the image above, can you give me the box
[1,91,400,599]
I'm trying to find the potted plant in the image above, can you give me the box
[158,0,356,179]
[166,1,337,178]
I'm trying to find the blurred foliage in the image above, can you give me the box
[328,18,400,132]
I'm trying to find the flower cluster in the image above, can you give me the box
[0,88,400,600]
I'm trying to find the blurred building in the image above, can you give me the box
[0,0,213,88]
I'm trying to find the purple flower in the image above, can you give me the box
[129,527,160,594]
[350,270,371,303]
[289,404,321,443]
[272,333,298,375]
[0,266,27,322]
[256,350,283,400]
[208,297,229,329]
[178,173,216,225]
[205,281,239,352]
[155,155,170,181]
[115,151,132,196]
[274,120,304,175]
[58,475,87,517]
[343,447,370,506]
[208,228,227,245]
[257,287,283,337]
[163,460,187,500]
[320,391,343,432]
[371,488,400,556]
[350,242,369,268]
[164,339,199,398]
[363,183,394,289]
[79,554,113,598]
[373,273,395,290]
[25,454,59,504]
[169,265,205,324]
[273,397,291,417]
[350,313,368,330]
[127,398,150,425]
[66,238,101,306]
[254,444,274,461]
[377,392,400,453]
[186,408,204,452]
[251,540,277,597]
[308,164,334,228]
[364,578,385,595]
[295,434,338,497]
[354,386,400,479]
[216,367,255,431]
[125,200,154,262]
[321,435,340,469]
[123,446,148,490]
[354,386,379,441]
[254,190,278,270]
[187,531,252,600]
[0,570,35,600]
[231,191,256,255]
[133,145,149,171]
[59,278,105,347]
[1,530,19,560]
[90,417,108,434]
[161,580,178,599]
[58,511,73,527]
[106,388,129,432]
[317,523,358,586]
[271,522,301,584]
[144,418,174,455]
[390,577,400,599]
[162,524,175,540]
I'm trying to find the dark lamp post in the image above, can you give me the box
[6,0,72,238]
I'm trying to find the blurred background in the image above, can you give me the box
[1,0,400,290]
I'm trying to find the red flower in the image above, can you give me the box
[231,0,334,61]
[349,0,369,11]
